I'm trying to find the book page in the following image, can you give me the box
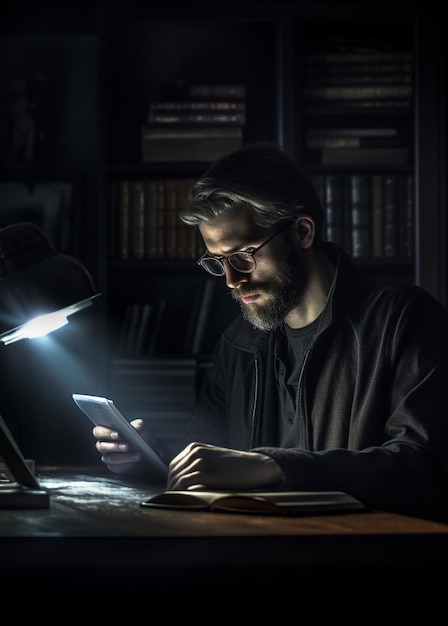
[141,490,366,515]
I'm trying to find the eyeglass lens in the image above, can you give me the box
[201,252,255,275]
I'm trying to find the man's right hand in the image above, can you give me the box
[93,418,149,474]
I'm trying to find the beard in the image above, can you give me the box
[231,247,307,332]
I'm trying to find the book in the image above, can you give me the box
[175,178,197,259]
[134,303,154,356]
[124,304,142,356]
[304,99,411,112]
[305,62,413,77]
[308,137,402,149]
[149,100,245,111]
[190,279,215,355]
[164,178,178,258]
[324,173,345,248]
[155,179,166,257]
[109,357,196,441]
[305,51,413,65]
[142,125,244,139]
[147,111,246,125]
[350,174,371,258]
[163,82,246,100]
[306,127,398,138]
[148,300,167,356]
[382,173,398,257]
[108,180,119,260]
[117,179,131,260]
[398,172,415,259]
[305,73,413,86]
[371,174,383,258]
[142,133,243,164]
[129,179,145,260]
[143,179,158,259]
[321,147,409,166]
[141,489,367,515]
[303,85,412,100]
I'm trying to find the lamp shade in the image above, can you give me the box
[0,222,97,336]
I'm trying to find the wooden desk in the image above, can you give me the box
[2,468,448,598]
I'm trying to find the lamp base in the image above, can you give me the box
[0,484,50,509]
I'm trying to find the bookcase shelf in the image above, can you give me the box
[0,1,445,464]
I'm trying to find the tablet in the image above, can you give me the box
[72,393,168,480]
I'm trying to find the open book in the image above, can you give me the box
[141,489,367,516]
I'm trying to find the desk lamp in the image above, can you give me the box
[0,221,99,507]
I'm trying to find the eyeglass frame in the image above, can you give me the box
[196,223,289,277]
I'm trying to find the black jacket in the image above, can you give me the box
[182,243,448,522]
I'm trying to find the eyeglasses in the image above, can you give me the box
[197,225,288,277]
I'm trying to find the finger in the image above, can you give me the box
[95,440,130,453]
[92,425,120,439]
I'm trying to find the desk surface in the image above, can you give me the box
[2,467,448,597]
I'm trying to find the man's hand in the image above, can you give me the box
[93,418,154,474]
[167,442,284,491]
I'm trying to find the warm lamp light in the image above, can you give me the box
[0,221,99,508]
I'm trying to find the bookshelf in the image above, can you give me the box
[0,1,446,459]
[296,17,416,281]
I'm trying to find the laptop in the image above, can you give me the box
[0,412,49,508]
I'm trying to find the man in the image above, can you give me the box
[94,142,448,522]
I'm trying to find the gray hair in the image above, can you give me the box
[180,142,324,245]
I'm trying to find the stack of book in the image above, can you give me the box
[302,47,413,166]
[109,357,197,442]
[117,281,216,359]
[305,127,409,166]
[142,82,246,163]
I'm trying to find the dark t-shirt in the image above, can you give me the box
[275,317,321,446]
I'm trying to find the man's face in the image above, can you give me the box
[199,208,308,331]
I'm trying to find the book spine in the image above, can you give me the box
[307,137,360,149]
[164,178,177,259]
[188,84,246,99]
[350,173,371,258]
[398,172,415,259]
[305,61,413,77]
[304,99,411,111]
[382,173,399,257]
[305,51,413,64]
[124,304,142,357]
[108,180,119,260]
[149,100,245,111]
[320,147,409,166]
[129,180,145,260]
[191,280,215,355]
[371,174,383,258]
[117,179,130,260]
[305,73,413,86]
[142,124,243,139]
[155,179,166,257]
[307,127,397,138]
[324,173,344,248]
[134,303,154,356]
[148,300,167,356]
[144,179,158,259]
[142,135,242,163]
[175,178,197,259]
[303,85,412,100]
[147,112,246,125]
